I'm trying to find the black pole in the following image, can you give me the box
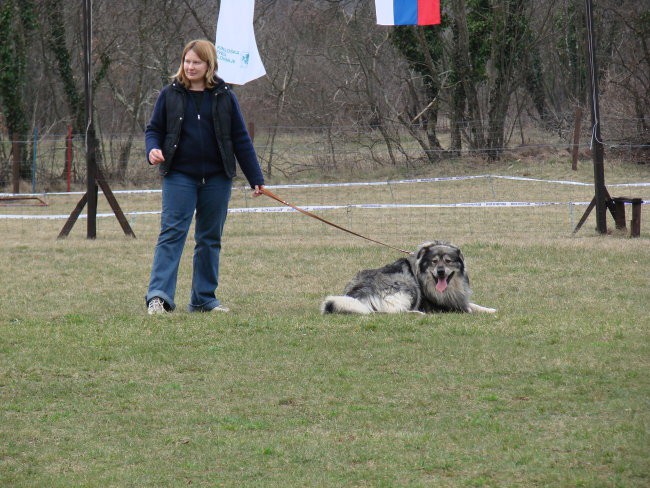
[83,0,98,239]
[585,0,607,234]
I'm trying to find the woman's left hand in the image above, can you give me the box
[253,185,265,197]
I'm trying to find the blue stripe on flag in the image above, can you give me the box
[393,0,418,25]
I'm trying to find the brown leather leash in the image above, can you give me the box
[261,187,412,255]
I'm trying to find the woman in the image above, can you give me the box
[145,39,264,314]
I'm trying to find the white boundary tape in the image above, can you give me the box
[1,174,647,220]
[4,200,650,220]
[1,174,649,198]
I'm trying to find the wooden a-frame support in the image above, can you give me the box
[57,165,135,239]
[572,188,616,235]
[57,0,135,240]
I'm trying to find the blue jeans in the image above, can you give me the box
[146,171,232,312]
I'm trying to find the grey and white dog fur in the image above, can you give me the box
[321,241,496,315]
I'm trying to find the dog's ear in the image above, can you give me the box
[456,247,465,265]
[415,245,429,262]
[412,244,430,275]
[455,247,466,272]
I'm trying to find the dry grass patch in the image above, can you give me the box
[1,165,648,486]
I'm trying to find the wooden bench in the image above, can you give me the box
[0,195,47,206]
[612,197,643,237]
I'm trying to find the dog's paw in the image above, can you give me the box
[467,303,497,314]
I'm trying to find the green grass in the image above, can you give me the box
[1,165,649,487]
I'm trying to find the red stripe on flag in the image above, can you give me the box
[417,0,441,25]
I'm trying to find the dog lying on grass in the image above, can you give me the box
[321,241,496,315]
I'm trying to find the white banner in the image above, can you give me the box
[214,0,266,85]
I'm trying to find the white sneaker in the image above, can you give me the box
[208,305,230,313]
[147,297,167,315]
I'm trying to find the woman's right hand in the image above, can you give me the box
[149,148,164,165]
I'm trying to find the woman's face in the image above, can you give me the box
[183,49,209,86]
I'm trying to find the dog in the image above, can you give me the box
[321,241,496,315]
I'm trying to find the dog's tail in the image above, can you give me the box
[321,296,373,315]
[467,302,497,314]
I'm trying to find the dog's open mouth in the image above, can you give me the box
[434,272,454,293]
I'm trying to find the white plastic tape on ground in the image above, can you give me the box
[2,174,649,199]
[2,174,648,220]
[6,201,650,220]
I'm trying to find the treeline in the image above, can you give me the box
[0,0,648,183]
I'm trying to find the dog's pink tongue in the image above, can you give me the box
[436,278,448,293]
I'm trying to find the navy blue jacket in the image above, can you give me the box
[145,77,264,188]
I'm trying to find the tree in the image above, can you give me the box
[446,0,546,160]
[0,0,36,184]
[605,3,650,137]
[448,0,490,153]
[390,24,446,162]
[1,0,647,187]
[485,0,532,160]
[103,0,191,179]
[44,0,110,168]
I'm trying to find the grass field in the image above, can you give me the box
[1,161,649,486]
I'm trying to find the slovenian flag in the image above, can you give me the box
[375,0,441,26]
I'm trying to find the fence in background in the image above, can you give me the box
[2,175,648,243]
[1,117,648,194]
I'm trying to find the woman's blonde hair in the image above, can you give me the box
[173,39,218,89]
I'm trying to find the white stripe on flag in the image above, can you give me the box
[215,0,266,85]
[375,0,395,25]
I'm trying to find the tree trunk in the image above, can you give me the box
[450,0,485,151]
[46,0,105,167]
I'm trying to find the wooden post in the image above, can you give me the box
[12,133,20,194]
[58,193,89,239]
[83,0,97,239]
[630,200,641,238]
[86,129,98,239]
[66,125,72,192]
[585,0,607,234]
[571,106,582,171]
[32,127,38,193]
[613,199,627,230]
[96,167,136,238]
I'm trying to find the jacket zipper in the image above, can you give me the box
[194,90,206,183]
